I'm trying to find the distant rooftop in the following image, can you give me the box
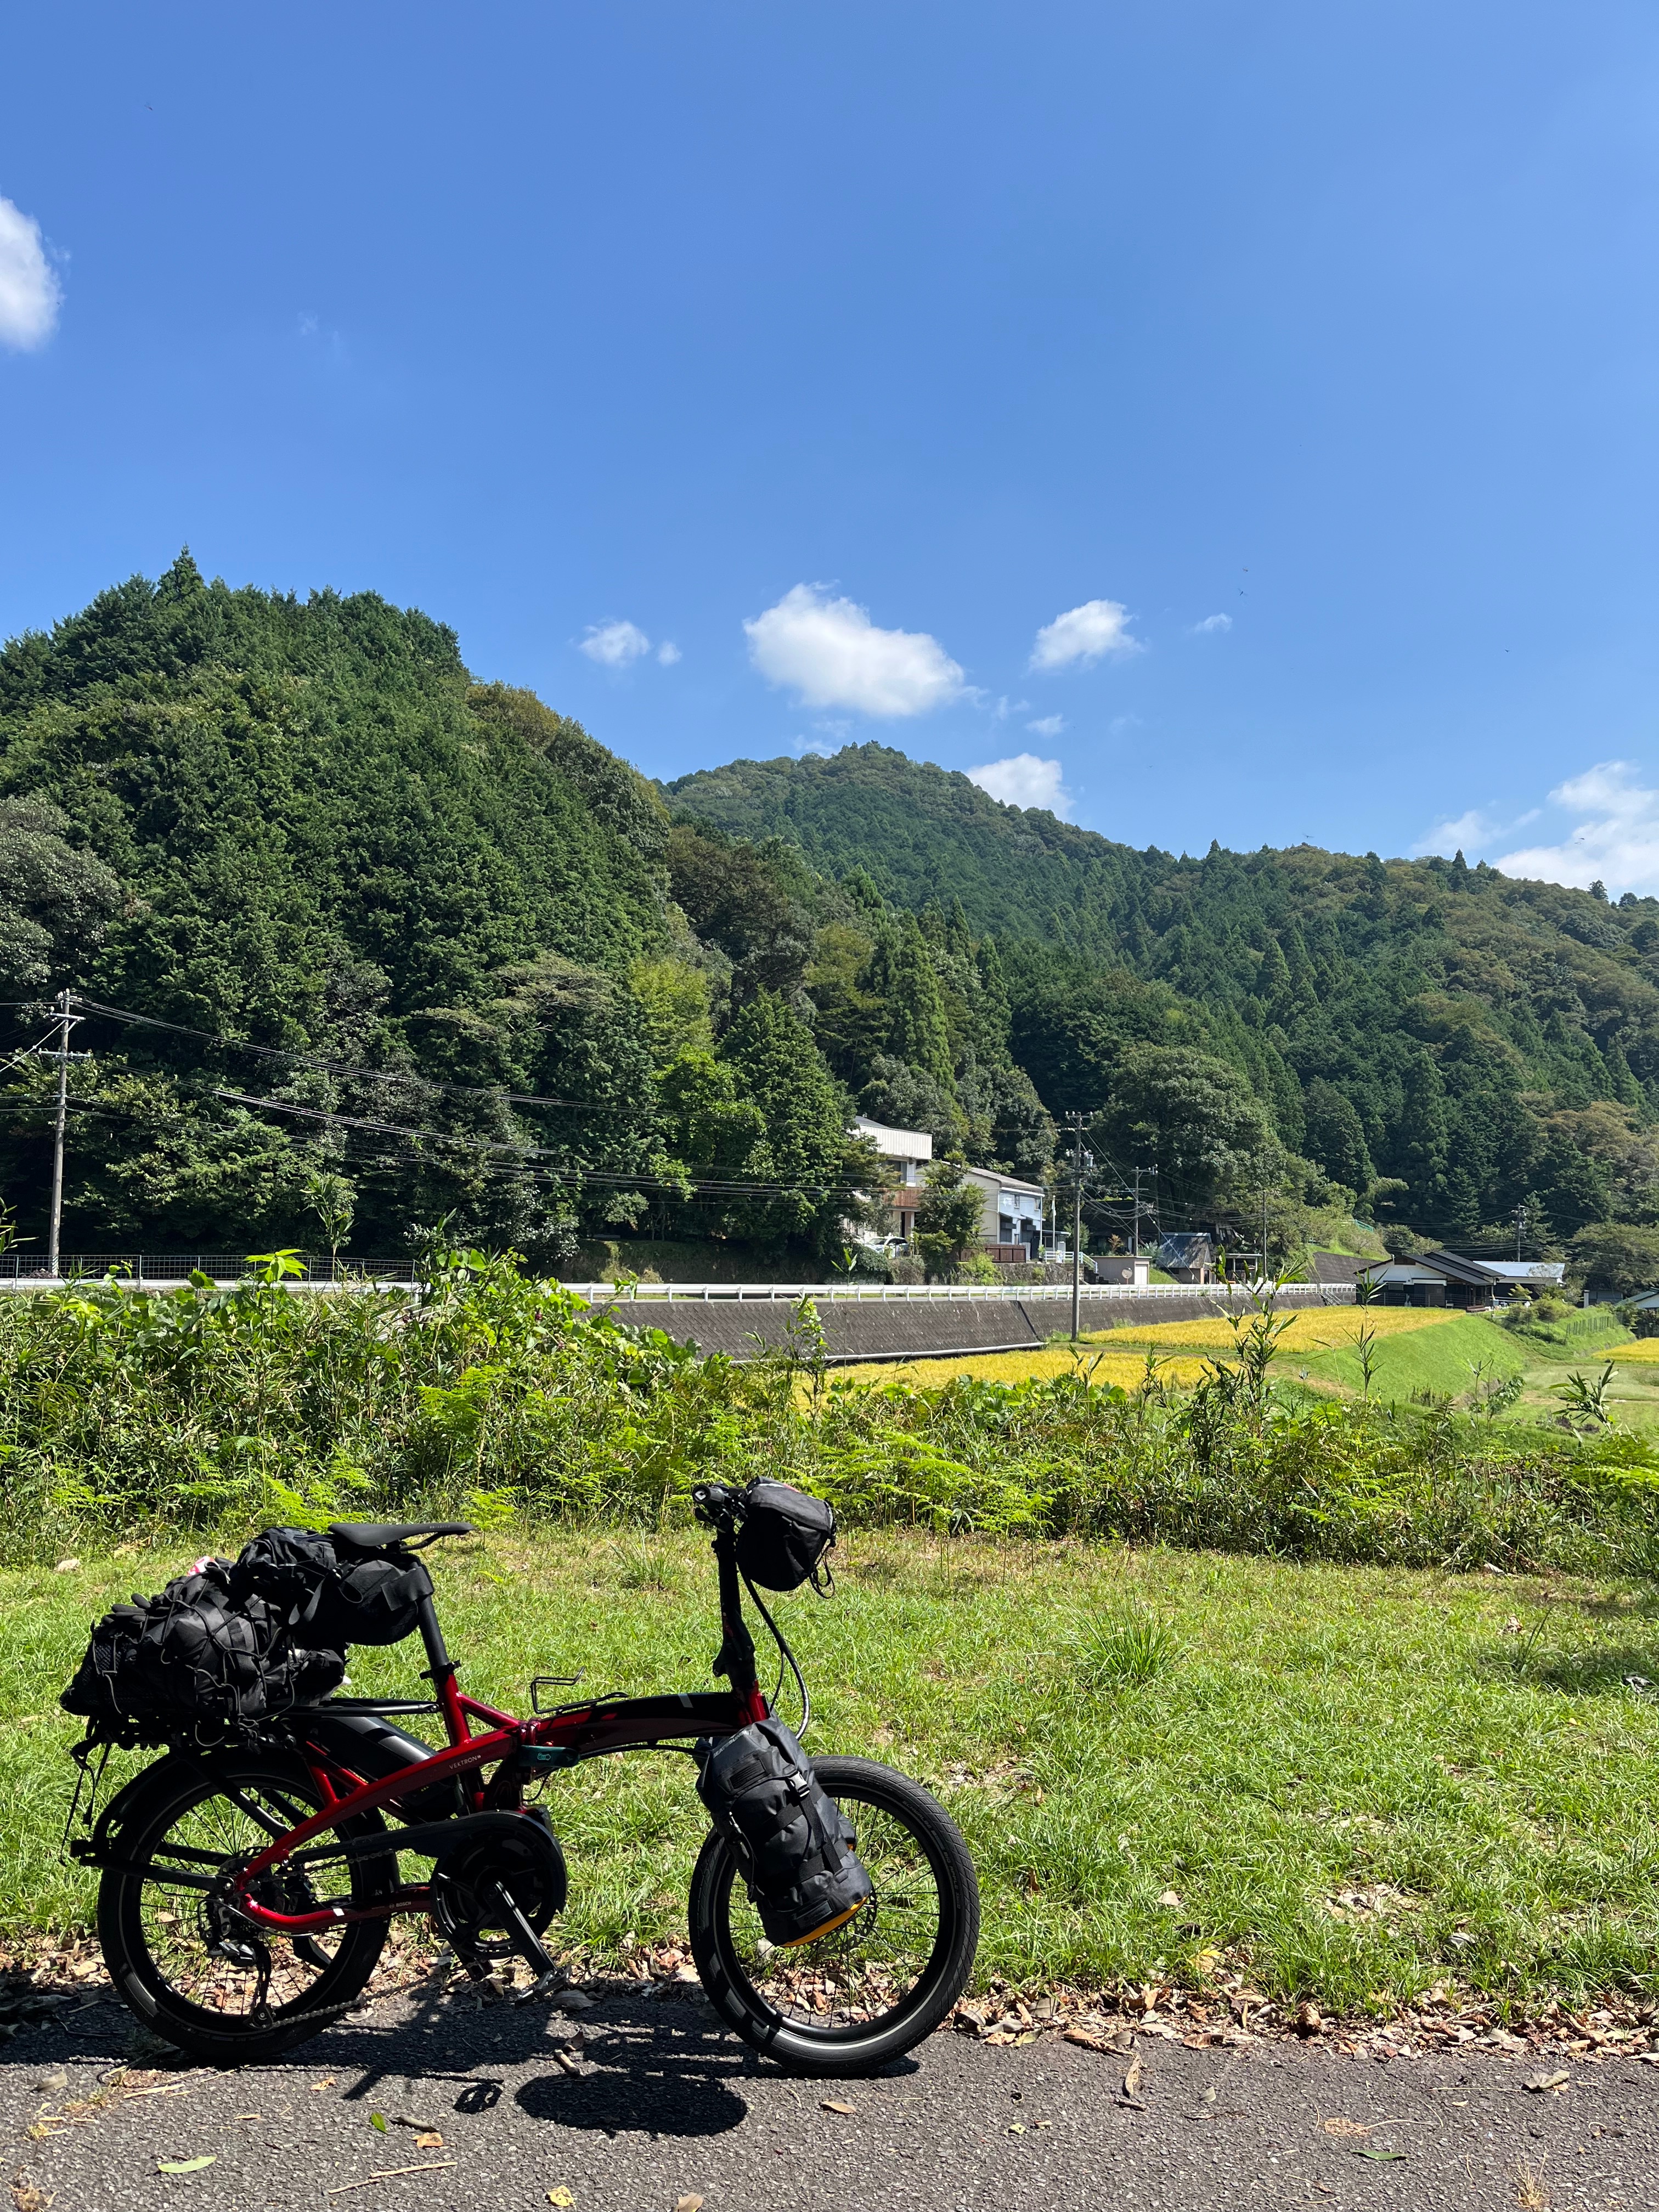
[851,1116,933,1162]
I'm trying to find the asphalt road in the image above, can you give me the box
[7,1976,1658,2212]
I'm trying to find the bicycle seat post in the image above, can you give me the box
[413,1571,469,1743]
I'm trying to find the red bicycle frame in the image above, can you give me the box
[225,1523,769,1937]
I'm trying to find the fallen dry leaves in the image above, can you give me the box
[950,1967,1659,2064]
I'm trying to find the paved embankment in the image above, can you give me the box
[5,1975,1652,2211]
[584,1284,1353,1362]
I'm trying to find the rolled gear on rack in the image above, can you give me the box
[229,1526,432,1647]
[696,1714,873,1946]
[60,1565,345,1748]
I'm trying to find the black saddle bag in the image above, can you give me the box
[230,1527,431,1648]
[696,1716,872,1946]
[735,1481,837,1593]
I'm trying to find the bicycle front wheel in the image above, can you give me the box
[689,1754,978,2075]
[97,1751,392,2066]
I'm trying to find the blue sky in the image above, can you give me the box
[5,4,1659,887]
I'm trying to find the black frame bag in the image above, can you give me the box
[695,1716,872,1946]
[735,1481,836,1593]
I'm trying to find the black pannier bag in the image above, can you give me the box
[60,1565,345,1748]
[229,1527,431,1649]
[735,1481,836,1593]
[696,1716,873,1946]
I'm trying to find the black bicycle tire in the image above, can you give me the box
[97,1750,392,2065]
[688,1753,978,2076]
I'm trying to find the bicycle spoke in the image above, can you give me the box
[724,1793,944,2032]
[133,1780,353,2021]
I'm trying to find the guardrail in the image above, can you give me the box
[1,1254,415,1285]
[566,1278,1340,1303]
[2,1261,1356,1308]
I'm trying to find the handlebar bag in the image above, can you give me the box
[695,1716,872,1946]
[230,1527,431,1648]
[735,1482,837,1593]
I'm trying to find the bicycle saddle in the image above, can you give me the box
[329,1520,475,1550]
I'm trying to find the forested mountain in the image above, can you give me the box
[0,557,862,1262]
[6,559,1659,1283]
[668,746,1659,1258]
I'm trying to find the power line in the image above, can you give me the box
[64,996,633,1115]
[213,1088,874,1200]
[1,1058,880,1204]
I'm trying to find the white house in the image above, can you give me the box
[850,1116,933,1243]
[961,1165,1046,1260]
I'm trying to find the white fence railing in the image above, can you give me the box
[567,1279,1355,1305]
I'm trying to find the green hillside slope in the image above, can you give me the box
[9,562,1659,1279]
[0,560,723,1257]
[669,744,1659,1252]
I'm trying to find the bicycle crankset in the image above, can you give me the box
[431,1813,568,1963]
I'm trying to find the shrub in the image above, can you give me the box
[4,1251,1659,1583]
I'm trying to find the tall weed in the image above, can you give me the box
[3,1252,1659,1578]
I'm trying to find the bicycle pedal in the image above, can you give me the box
[514,1968,563,2008]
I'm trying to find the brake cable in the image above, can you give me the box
[740,1568,811,1740]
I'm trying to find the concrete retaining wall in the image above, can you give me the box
[596,1282,1353,1362]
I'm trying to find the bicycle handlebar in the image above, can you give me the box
[691,1482,742,1530]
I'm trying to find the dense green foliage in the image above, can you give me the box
[0,562,894,1263]
[7,1256,1659,1584]
[670,743,1659,1256]
[10,558,1659,1273]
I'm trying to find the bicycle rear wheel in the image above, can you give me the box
[689,1754,978,2075]
[97,1751,392,2065]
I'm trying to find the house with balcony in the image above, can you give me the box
[961,1164,1046,1263]
[850,1116,932,1243]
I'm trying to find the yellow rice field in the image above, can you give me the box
[827,1301,1461,1392]
[827,1345,1217,1391]
[1607,1339,1659,1363]
[1095,1305,1457,1352]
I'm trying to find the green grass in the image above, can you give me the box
[10,1528,1659,2018]
[1284,1314,1528,1402]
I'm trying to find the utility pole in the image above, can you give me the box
[1260,1177,1269,1288]
[1132,1165,1141,1257]
[1513,1203,1527,1262]
[46,990,91,1279]
[1066,1113,1088,1340]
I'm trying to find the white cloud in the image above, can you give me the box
[1109,714,1142,736]
[1025,714,1066,738]
[0,196,61,350]
[1029,598,1141,671]
[1410,806,1535,857]
[1192,612,1232,634]
[656,641,681,666]
[1493,761,1659,894]
[578,619,653,668]
[792,735,837,758]
[744,583,965,717]
[967,753,1074,819]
